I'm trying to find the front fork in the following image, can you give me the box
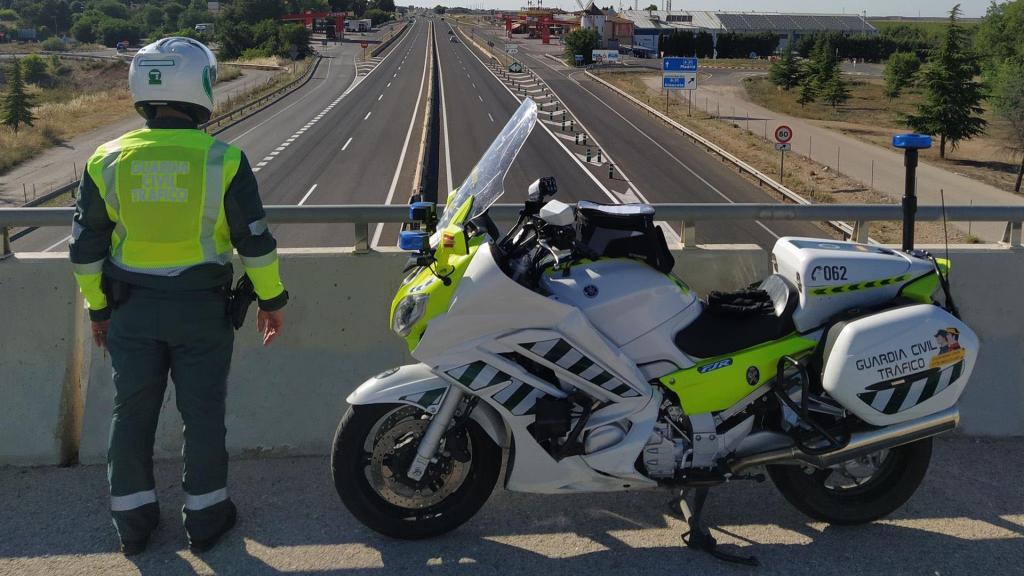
[406,386,465,481]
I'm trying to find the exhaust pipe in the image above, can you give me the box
[730,406,959,473]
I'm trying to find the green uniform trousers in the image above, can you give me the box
[106,285,236,544]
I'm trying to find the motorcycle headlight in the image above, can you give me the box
[392,294,429,337]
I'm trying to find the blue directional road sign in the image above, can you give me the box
[663,57,698,72]
[662,72,697,90]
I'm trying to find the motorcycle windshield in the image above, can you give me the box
[432,99,537,245]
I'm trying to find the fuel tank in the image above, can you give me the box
[540,259,699,348]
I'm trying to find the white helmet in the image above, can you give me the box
[129,37,218,124]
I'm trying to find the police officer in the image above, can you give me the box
[69,37,288,556]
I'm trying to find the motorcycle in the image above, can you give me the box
[331,100,977,564]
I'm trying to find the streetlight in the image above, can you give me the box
[892,133,932,252]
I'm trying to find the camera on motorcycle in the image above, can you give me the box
[527,177,558,203]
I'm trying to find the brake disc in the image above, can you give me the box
[367,417,470,509]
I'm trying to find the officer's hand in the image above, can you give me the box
[257,309,284,346]
[91,320,110,349]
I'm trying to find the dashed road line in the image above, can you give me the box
[342,137,353,151]
[298,183,318,206]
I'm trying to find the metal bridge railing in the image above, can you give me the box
[2,203,1022,255]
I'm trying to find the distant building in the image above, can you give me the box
[580,2,634,49]
[621,10,877,56]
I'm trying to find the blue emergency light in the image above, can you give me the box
[892,133,932,150]
[399,230,430,252]
[409,201,436,223]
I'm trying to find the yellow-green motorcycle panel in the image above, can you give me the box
[661,335,817,413]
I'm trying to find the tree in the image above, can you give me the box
[645,3,657,10]
[364,8,391,25]
[974,0,1024,73]
[136,5,165,34]
[820,67,850,110]
[98,18,141,47]
[991,59,1024,192]
[2,59,37,134]
[0,9,18,22]
[70,12,100,43]
[808,33,839,90]
[905,5,987,159]
[372,0,396,13]
[433,5,446,14]
[92,0,129,20]
[883,51,921,100]
[768,45,802,90]
[20,54,49,84]
[796,71,817,106]
[563,27,599,65]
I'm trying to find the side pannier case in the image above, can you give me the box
[820,304,979,426]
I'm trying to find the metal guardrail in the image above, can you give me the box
[3,203,1022,255]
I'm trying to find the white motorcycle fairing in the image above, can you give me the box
[346,364,510,449]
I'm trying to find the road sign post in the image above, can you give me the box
[662,57,698,115]
[774,125,794,184]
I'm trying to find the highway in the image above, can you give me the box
[455,21,824,245]
[12,21,429,251]
[14,15,826,253]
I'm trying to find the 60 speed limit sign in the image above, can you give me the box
[774,125,793,144]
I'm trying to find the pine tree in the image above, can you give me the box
[905,4,987,158]
[2,59,36,134]
[821,67,850,110]
[796,62,817,106]
[768,45,802,90]
[809,33,839,91]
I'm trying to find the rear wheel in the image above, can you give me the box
[767,438,933,525]
[331,403,501,539]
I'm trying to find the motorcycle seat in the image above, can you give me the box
[674,275,798,359]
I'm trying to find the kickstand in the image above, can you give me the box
[679,487,760,567]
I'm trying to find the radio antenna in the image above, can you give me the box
[937,188,959,317]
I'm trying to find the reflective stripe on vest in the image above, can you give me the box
[89,131,239,276]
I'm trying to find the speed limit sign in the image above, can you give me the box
[774,125,793,144]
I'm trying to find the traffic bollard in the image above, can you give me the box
[561,119,565,131]
[586,148,592,162]
[597,149,603,163]
[583,133,588,145]
[570,120,575,132]
[575,133,579,145]
[609,164,614,179]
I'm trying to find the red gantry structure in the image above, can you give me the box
[281,10,345,39]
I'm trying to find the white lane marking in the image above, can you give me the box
[472,82,476,88]
[269,151,279,156]
[228,55,334,144]
[364,111,372,120]
[387,81,392,88]
[298,184,318,206]
[477,94,483,102]
[455,24,621,206]
[488,113,494,122]
[437,30,454,195]
[43,235,72,252]
[275,146,285,151]
[252,167,261,172]
[372,20,432,249]
[342,137,353,151]
[564,70,780,238]
[281,142,290,147]
[256,161,268,167]
[261,156,274,162]
[378,93,383,101]
[394,73,397,77]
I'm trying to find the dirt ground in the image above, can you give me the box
[745,76,1024,195]
[602,71,967,244]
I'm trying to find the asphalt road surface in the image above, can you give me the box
[1,437,1020,575]
[459,23,824,246]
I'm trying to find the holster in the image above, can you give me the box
[228,275,257,330]
[100,276,131,309]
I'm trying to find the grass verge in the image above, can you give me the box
[600,70,965,244]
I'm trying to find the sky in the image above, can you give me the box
[421,1,992,19]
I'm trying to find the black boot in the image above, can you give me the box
[188,505,237,554]
[120,536,149,557]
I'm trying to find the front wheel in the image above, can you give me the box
[767,438,933,525]
[331,403,501,539]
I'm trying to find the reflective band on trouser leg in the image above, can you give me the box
[200,141,228,262]
[240,251,284,301]
[111,489,158,512]
[185,487,228,511]
[73,260,108,311]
